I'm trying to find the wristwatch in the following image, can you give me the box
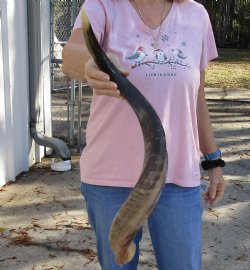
[203,149,222,161]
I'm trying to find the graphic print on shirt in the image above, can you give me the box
[126,47,148,66]
[171,48,187,64]
[126,32,190,74]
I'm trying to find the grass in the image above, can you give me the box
[205,49,250,89]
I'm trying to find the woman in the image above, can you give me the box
[62,0,225,269]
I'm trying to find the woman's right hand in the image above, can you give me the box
[84,53,129,98]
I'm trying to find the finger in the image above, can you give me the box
[86,76,117,91]
[203,189,211,203]
[210,186,225,206]
[203,191,210,201]
[121,70,129,77]
[115,65,129,77]
[94,88,122,98]
[87,69,110,82]
[210,195,222,206]
[209,181,218,200]
[85,62,110,81]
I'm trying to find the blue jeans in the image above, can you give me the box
[80,183,202,270]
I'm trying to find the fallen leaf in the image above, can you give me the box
[81,249,97,261]
[236,253,248,261]
[35,186,46,195]
[8,231,33,245]
[45,226,62,231]
[34,203,41,206]
[0,227,6,233]
[48,254,57,258]
[31,219,41,228]
[208,208,220,218]
[62,203,67,209]
[73,221,83,225]
[64,224,73,228]
[51,213,61,219]
[55,220,68,225]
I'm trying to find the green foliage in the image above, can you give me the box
[197,0,250,48]
[51,0,249,48]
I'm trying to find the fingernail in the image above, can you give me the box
[111,83,117,89]
[102,75,109,81]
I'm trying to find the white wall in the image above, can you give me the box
[0,0,19,186]
[0,0,10,185]
[7,0,30,176]
[0,0,52,186]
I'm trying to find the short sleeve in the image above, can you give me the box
[200,9,218,70]
[73,0,106,43]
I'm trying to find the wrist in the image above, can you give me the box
[208,165,223,172]
[201,158,226,171]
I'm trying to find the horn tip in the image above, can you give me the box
[114,241,136,265]
[81,7,89,32]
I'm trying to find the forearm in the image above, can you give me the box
[62,44,91,81]
[197,72,218,155]
[62,28,91,81]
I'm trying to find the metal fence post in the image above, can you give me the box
[68,0,78,146]
[50,0,55,98]
[69,80,76,145]
[77,81,83,152]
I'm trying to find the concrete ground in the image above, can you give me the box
[0,88,249,270]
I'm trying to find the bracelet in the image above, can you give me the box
[201,158,226,171]
[203,149,222,161]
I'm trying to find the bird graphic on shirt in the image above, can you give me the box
[172,48,187,63]
[154,49,167,64]
[126,47,147,65]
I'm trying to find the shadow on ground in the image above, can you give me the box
[0,89,249,270]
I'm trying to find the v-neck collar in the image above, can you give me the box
[127,0,176,33]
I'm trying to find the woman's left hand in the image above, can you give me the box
[204,167,225,206]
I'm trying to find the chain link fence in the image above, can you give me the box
[50,0,83,91]
[50,0,92,152]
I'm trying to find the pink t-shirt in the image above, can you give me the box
[74,0,218,187]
